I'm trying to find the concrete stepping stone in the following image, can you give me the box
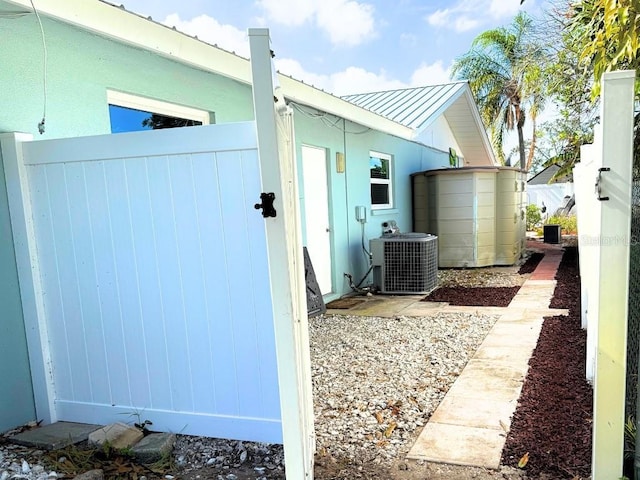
[9,421,101,450]
[88,422,143,450]
[131,433,176,463]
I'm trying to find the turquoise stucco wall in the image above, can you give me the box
[0,149,36,432]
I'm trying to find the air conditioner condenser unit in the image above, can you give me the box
[370,233,438,294]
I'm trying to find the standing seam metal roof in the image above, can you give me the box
[342,82,468,131]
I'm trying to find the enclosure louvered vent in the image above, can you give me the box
[371,233,438,294]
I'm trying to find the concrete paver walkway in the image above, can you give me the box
[406,242,565,468]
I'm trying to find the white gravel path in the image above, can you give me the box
[309,312,499,467]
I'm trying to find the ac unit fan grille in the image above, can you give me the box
[382,240,437,293]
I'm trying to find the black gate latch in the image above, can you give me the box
[596,167,610,201]
[254,192,277,218]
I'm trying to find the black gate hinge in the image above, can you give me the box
[254,192,277,218]
[596,167,610,201]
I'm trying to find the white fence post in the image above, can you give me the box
[591,70,635,479]
[575,135,602,381]
[248,29,315,479]
[0,132,56,424]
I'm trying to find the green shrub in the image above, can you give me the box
[546,214,578,234]
[526,204,542,230]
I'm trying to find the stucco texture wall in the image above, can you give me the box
[0,15,254,138]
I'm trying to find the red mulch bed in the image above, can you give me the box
[502,246,592,479]
[423,286,520,307]
[518,252,545,275]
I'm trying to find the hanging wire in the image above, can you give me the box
[289,101,371,135]
[29,0,47,134]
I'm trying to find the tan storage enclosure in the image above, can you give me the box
[412,166,526,268]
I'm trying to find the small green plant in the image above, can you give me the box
[120,409,153,435]
[624,415,636,460]
[546,214,578,234]
[526,204,542,231]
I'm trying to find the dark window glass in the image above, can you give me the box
[371,183,389,205]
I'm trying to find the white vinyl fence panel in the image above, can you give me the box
[2,123,283,442]
[574,70,635,479]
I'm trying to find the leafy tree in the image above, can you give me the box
[569,0,640,97]
[521,1,599,179]
[141,113,202,129]
[452,12,546,169]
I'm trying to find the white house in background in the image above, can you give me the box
[527,164,574,218]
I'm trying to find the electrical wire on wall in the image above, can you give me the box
[29,0,47,134]
[289,102,371,135]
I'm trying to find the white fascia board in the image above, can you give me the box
[4,0,414,140]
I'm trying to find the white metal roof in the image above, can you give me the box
[343,83,497,166]
[343,83,467,130]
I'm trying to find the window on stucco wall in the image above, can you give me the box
[107,90,211,133]
[370,151,393,210]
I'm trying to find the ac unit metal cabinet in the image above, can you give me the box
[371,233,438,294]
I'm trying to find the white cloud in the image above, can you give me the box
[276,58,453,96]
[400,33,418,48]
[426,0,527,32]
[275,58,406,96]
[410,61,452,86]
[489,0,523,18]
[257,0,377,47]
[255,0,316,27]
[330,67,407,95]
[315,0,376,47]
[454,16,480,32]
[426,9,450,28]
[275,58,331,90]
[162,14,250,57]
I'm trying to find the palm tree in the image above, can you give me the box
[452,12,545,169]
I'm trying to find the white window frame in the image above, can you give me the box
[370,151,393,210]
[107,90,211,125]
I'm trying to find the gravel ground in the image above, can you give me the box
[0,262,530,480]
[1,312,497,480]
[309,311,499,468]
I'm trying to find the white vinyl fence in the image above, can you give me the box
[1,123,284,441]
[574,70,635,479]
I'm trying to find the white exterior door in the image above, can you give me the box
[302,145,332,294]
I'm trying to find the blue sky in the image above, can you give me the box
[105,0,543,97]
